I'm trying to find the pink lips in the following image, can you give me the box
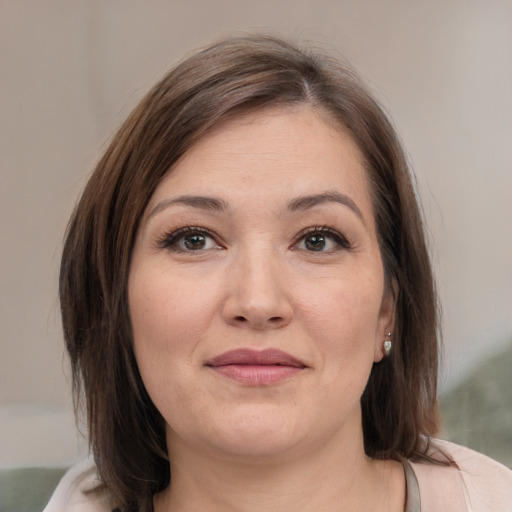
[205,348,307,385]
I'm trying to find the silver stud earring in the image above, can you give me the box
[383,333,392,356]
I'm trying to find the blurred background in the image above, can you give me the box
[1,0,511,473]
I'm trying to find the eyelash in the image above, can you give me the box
[156,226,221,252]
[156,225,351,252]
[292,225,351,252]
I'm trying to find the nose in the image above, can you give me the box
[221,249,293,330]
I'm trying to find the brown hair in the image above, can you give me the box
[60,35,440,511]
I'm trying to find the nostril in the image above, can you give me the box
[234,316,247,322]
[269,316,283,323]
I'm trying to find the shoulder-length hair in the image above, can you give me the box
[60,35,440,511]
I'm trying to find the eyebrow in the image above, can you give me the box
[287,191,364,222]
[148,195,229,218]
[148,191,364,223]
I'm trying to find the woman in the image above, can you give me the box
[45,36,511,511]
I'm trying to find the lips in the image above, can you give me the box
[206,348,306,368]
[205,348,307,385]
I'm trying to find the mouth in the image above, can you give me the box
[205,348,307,385]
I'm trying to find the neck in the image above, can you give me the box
[154,424,405,512]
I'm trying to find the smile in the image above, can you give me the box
[205,348,307,385]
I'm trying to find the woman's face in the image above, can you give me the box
[129,106,395,462]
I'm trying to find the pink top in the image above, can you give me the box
[44,438,512,511]
[409,438,512,511]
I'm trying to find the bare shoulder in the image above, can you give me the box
[410,438,512,511]
[43,457,112,512]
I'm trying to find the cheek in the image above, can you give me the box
[299,271,383,347]
[129,270,217,350]
[128,269,219,428]
[296,267,384,403]
[128,269,219,400]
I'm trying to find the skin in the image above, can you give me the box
[129,106,405,511]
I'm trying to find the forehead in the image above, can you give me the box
[148,106,372,215]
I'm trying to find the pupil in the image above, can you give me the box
[184,234,205,250]
[305,234,325,251]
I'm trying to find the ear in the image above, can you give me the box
[374,279,397,363]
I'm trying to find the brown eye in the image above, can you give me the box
[159,227,222,252]
[295,227,350,252]
[183,234,208,250]
[304,234,327,251]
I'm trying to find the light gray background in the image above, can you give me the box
[1,0,511,467]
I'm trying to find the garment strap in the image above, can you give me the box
[404,460,421,512]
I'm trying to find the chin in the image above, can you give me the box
[173,406,307,461]
[210,428,302,460]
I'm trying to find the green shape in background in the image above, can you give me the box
[440,341,512,469]
[0,466,67,512]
